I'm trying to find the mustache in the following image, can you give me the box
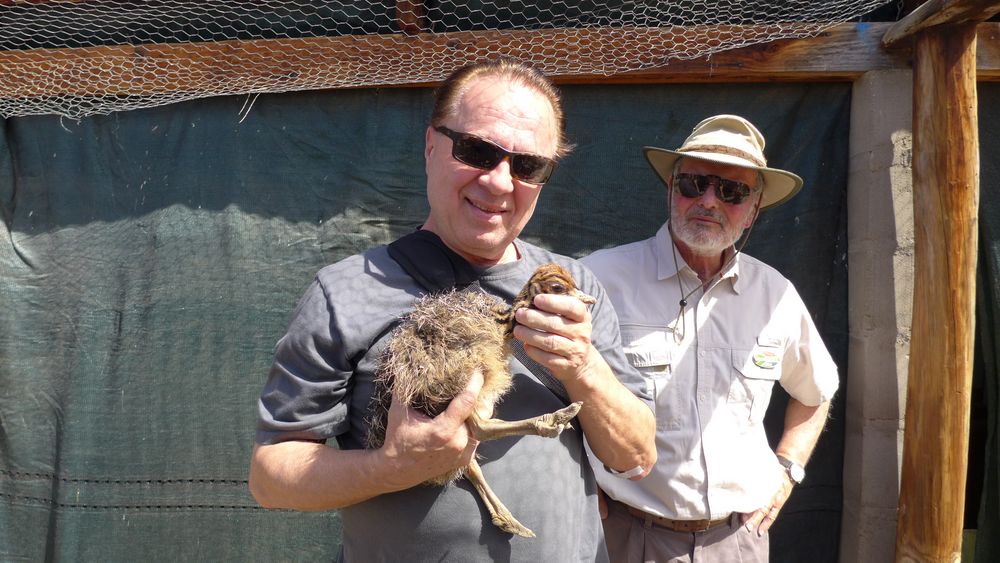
[687,207,726,224]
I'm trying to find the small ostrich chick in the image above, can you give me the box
[368,263,596,538]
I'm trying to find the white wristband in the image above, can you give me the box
[605,464,645,479]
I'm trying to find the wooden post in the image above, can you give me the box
[895,22,979,563]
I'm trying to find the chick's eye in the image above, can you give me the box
[547,282,567,294]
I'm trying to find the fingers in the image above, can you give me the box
[520,293,591,328]
[743,506,776,536]
[513,294,595,369]
[742,463,797,535]
[379,370,485,489]
[757,505,781,535]
[513,324,570,358]
[742,508,767,535]
[597,489,609,520]
[533,292,590,321]
[514,325,600,383]
[513,304,592,357]
[745,484,792,536]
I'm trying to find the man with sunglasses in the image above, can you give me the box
[582,115,839,563]
[249,60,656,562]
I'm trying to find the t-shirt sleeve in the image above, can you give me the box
[255,277,354,445]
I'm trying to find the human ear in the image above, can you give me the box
[424,126,435,161]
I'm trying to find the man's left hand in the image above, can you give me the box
[512,292,598,382]
[742,469,795,536]
[513,292,658,475]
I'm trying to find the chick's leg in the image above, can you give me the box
[467,401,582,441]
[465,458,535,538]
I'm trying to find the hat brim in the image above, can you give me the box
[643,147,803,210]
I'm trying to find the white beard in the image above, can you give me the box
[670,204,747,256]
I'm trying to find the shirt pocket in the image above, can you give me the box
[621,325,673,373]
[620,325,679,430]
[729,336,784,424]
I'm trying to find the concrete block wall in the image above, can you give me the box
[841,69,915,563]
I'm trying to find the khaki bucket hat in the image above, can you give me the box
[643,114,803,210]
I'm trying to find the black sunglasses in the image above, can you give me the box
[675,173,756,205]
[434,125,557,184]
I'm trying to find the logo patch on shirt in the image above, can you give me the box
[752,350,780,369]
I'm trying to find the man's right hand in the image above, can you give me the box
[249,370,485,511]
[376,369,484,492]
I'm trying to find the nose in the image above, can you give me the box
[479,156,515,194]
[695,181,721,208]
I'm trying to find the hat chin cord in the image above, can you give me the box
[668,200,760,344]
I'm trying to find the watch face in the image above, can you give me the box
[779,456,805,483]
[789,464,805,483]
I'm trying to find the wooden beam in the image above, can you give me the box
[883,0,1000,46]
[894,22,979,563]
[0,23,910,101]
[1,21,1000,101]
[555,23,909,84]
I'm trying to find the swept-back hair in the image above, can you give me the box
[430,59,572,158]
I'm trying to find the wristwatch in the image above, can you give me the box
[777,455,805,485]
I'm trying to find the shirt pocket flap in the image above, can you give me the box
[733,348,782,381]
[756,334,784,348]
[621,325,673,369]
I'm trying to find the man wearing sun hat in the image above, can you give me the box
[582,114,839,562]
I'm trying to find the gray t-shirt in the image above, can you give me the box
[256,237,650,562]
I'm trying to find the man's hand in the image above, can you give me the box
[512,292,599,383]
[377,369,484,492]
[742,468,795,536]
[511,291,657,477]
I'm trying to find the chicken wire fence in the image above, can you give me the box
[0,0,892,119]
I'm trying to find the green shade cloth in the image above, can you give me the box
[1,82,853,561]
[974,83,1000,563]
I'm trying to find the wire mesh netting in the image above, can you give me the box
[0,1,891,119]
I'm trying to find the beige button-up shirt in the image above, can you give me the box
[582,223,839,521]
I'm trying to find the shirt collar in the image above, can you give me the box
[655,222,745,295]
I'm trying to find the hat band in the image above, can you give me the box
[679,144,767,167]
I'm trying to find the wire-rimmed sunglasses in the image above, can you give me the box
[434,125,558,184]
[674,172,756,205]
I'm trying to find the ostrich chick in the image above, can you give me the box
[368,263,596,538]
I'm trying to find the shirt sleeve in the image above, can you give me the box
[576,263,655,406]
[255,277,354,445]
[778,286,840,406]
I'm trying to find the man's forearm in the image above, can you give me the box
[775,398,831,465]
[563,348,657,477]
[250,378,482,511]
[249,441,406,511]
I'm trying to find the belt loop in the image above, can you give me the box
[642,514,653,530]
